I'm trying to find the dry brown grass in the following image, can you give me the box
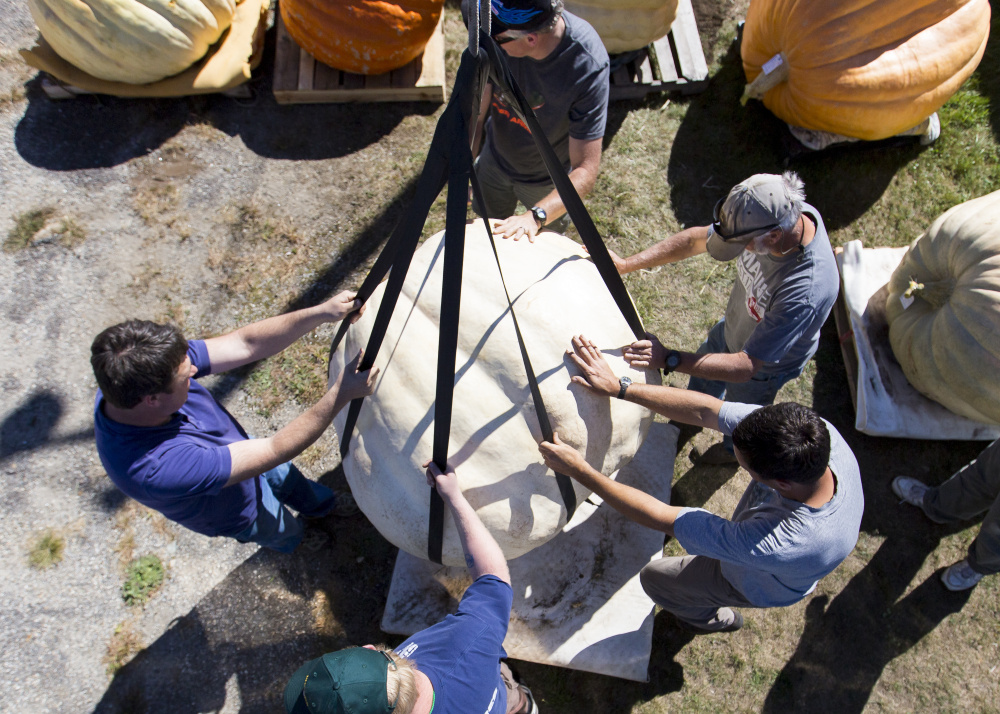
[104,620,143,676]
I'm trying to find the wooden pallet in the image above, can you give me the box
[609,0,709,100]
[832,247,861,412]
[273,13,446,104]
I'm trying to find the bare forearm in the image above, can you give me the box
[225,306,328,365]
[534,163,598,222]
[226,388,345,486]
[619,226,709,274]
[446,494,510,583]
[676,350,758,383]
[564,460,680,535]
[623,383,722,430]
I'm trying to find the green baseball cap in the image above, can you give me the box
[284,647,397,714]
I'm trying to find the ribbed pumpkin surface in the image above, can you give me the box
[28,0,236,84]
[886,191,1000,424]
[741,0,991,140]
[565,0,677,53]
[281,0,443,75]
[328,223,658,566]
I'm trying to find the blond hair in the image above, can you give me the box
[375,645,419,713]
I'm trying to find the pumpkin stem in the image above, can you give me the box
[741,52,789,107]
[904,276,954,309]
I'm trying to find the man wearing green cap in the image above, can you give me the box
[285,460,537,714]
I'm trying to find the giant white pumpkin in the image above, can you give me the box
[328,223,659,566]
[886,191,1000,424]
[564,0,678,54]
[27,0,237,84]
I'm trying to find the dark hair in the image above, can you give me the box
[731,402,830,484]
[91,321,189,409]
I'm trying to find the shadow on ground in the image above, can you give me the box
[756,317,985,712]
[14,28,440,171]
[666,38,930,232]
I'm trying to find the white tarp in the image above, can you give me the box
[838,240,999,440]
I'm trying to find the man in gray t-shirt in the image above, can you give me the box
[612,172,840,462]
[539,335,863,633]
[467,0,609,242]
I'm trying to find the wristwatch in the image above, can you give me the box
[530,205,547,228]
[664,350,682,373]
[617,375,633,399]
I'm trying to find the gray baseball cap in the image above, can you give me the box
[705,174,792,261]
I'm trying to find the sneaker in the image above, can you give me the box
[693,443,738,466]
[891,476,930,508]
[677,608,743,634]
[941,559,983,591]
[518,684,539,714]
[331,490,360,518]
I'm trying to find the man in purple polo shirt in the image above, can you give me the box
[91,290,379,553]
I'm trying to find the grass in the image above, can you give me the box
[104,621,143,676]
[27,530,65,569]
[121,554,165,607]
[5,207,56,252]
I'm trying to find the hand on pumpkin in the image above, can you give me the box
[335,349,380,401]
[538,432,588,478]
[567,334,619,398]
[624,332,667,370]
[494,212,540,243]
[423,459,463,503]
[323,290,366,324]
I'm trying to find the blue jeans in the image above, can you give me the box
[233,462,335,553]
[687,320,803,452]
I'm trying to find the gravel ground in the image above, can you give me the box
[0,6,418,711]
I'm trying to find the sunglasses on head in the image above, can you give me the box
[492,33,518,44]
[711,197,779,242]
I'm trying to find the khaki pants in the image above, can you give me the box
[923,438,1000,575]
[500,661,526,714]
[640,555,755,631]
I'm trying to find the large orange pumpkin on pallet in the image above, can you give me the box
[281,0,444,75]
[740,0,991,141]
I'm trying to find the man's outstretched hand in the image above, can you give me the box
[623,331,667,370]
[567,334,620,398]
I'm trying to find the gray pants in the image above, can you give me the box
[922,438,1000,575]
[473,147,571,233]
[640,555,755,631]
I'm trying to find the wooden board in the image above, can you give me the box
[609,0,709,100]
[273,12,446,104]
[832,246,860,411]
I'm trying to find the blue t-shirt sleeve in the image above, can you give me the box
[140,442,231,498]
[568,63,609,141]
[456,575,514,643]
[188,339,212,378]
[717,402,761,437]
[674,507,774,567]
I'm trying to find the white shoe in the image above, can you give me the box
[920,112,941,146]
[891,476,930,508]
[941,559,983,591]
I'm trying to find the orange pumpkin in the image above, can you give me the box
[281,0,444,75]
[740,0,991,141]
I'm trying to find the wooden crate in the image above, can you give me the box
[609,0,709,100]
[273,13,446,104]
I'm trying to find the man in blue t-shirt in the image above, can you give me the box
[538,335,863,633]
[284,461,537,714]
[467,0,609,241]
[91,291,379,553]
[610,172,839,463]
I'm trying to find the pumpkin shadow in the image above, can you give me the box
[666,38,922,233]
[14,25,438,170]
[975,10,1000,143]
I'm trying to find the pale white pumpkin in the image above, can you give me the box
[886,191,1000,424]
[565,0,678,54]
[328,223,659,566]
[28,0,237,84]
